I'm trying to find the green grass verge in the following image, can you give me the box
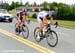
[8,10,16,14]
[29,16,37,22]
[54,20,75,28]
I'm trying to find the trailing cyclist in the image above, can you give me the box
[16,9,29,31]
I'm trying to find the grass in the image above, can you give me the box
[54,20,75,28]
[8,10,75,28]
[29,16,37,22]
[29,17,75,28]
[8,10,16,14]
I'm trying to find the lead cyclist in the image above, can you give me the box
[37,10,58,39]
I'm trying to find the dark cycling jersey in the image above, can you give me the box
[20,16,23,21]
[16,10,28,21]
[16,11,23,20]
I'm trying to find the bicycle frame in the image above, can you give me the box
[43,24,51,33]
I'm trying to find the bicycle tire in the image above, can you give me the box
[46,30,58,47]
[22,25,29,39]
[34,27,41,42]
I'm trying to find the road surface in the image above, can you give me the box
[0,19,75,53]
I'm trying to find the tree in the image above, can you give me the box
[49,2,58,10]
[25,1,29,7]
[56,3,75,21]
[6,3,10,11]
[15,2,20,7]
[33,2,37,7]
[11,1,15,9]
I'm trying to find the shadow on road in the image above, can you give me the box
[0,21,12,23]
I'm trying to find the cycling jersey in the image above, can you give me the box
[37,11,48,22]
[16,11,27,21]
[37,11,55,23]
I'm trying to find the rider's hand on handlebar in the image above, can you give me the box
[54,21,59,28]
[47,21,58,28]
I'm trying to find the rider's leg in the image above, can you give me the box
[38,21,44,39]
[38,21,44,33]
[37,16,44,37]
[43,19,48,31]
[16,19,21,29]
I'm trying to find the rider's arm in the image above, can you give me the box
[24,12,29,21]
[48,14,54,24]
[50,16,54,24]
[26,15,29,21]
[18,14,20,20]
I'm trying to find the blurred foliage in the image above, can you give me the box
[2,1,75,21]
[32,13,37,18]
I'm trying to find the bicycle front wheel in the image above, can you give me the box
[22,25,29,39]
[46,30,58,47]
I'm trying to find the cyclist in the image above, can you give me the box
[16,9,29,31]
[37,10,57,38]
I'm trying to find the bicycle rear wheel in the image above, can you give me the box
[22,25,29,39]
[34,27,41,42]
[46,30,58,47]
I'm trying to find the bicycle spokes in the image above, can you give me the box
[46,30,58,47]
[22,25,29,39]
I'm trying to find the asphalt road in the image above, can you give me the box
[0,19,75,53]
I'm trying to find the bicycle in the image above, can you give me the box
[15,20,30,39]
[34,22,58,47]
